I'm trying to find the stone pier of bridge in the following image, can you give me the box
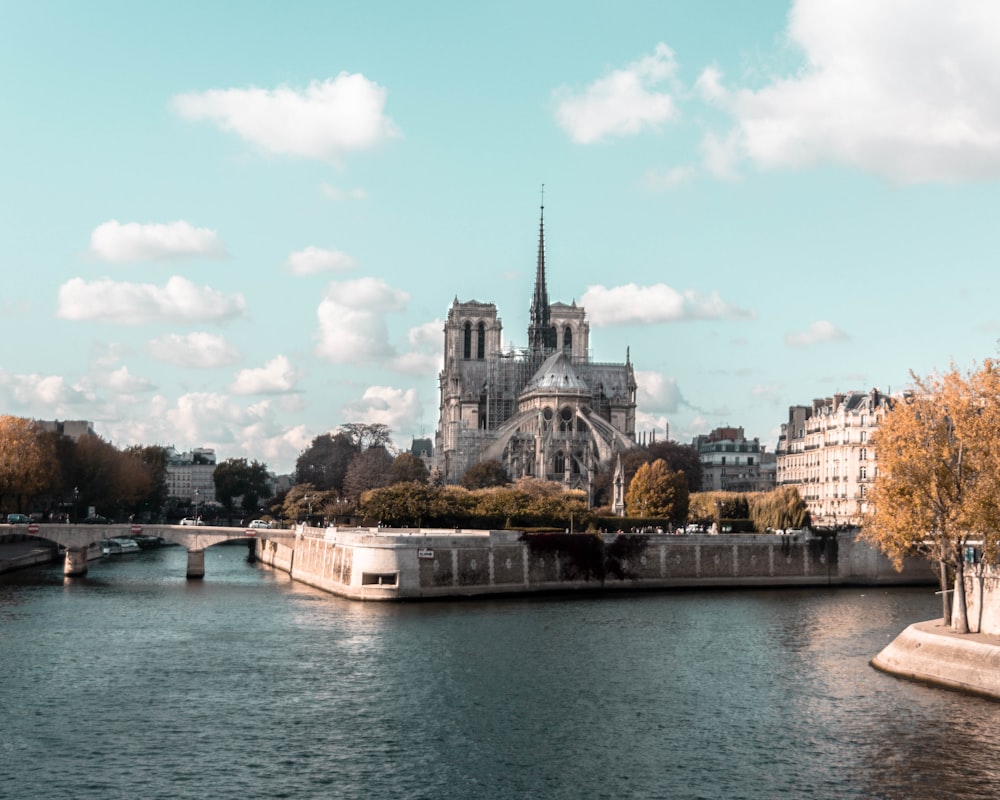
[5,523,268,578]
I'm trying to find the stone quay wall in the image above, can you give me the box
[872,620,1000,700]
[957,565,1000,636]
[254,527,933,602]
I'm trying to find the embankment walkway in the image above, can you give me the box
[872,620,1000,700]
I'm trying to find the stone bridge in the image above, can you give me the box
[10,523,296,579]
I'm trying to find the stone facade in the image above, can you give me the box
[693,426,775,492]
[165,446,217,504]
[775,390,898,527]
[434,205,636,500]
[255,527,933,602]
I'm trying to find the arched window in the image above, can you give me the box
[554,451,566,474]
[559,406,573,432]
[463,322,472,359]
[477,321,486,360]
[563,326,573,354]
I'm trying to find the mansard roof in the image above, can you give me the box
[521,351,590,396]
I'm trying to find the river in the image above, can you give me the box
[1,544,999,799]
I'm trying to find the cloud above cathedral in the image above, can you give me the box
[314,277,409,364]
[553,43,680,144]
[172,74,401,165]
[580,283,753,325]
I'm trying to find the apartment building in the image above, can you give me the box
[775,389,895,528]
[692,426,775,493]
[165,447,217,504]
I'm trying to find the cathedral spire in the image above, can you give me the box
[528,186,555,356]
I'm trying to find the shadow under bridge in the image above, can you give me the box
[19,523,277,579]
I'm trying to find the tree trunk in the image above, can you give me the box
[939,560,952,624]
[953,559,970,633]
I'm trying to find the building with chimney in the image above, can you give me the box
[434,201,637,502]
[693,426,775,493]
[775,389,896,528]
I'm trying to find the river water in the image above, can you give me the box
[2,544,999,800]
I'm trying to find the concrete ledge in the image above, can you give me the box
[872,620,1000,700]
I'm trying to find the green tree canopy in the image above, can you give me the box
[390,452,429,485]
[343,446,394,499]
[213,457,271,513]
[750,486,808,532]
[460,459,511,489]
[294,431,357,493]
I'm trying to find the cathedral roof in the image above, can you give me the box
[521,351,590,396]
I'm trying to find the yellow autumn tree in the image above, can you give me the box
[0,415,57,511]
[861,361,1000,632]
[625,459,689,520]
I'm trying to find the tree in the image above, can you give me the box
[123,445,170,518]
[0,416,56,511]
[214,458,271,514]
[74,434,126,518]
[862,361,1000,632]
[359,482,441,527]
[295,432,357,493]
[390,452,429,485]
[460,459,511,489]
[592,441,701,507]
[625,459,689,520]
[644,441,703,492]
[750,486,809,532]
[339,423,392,451]
[343,446,394,499]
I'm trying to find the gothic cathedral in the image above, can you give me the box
[434,203,637,504]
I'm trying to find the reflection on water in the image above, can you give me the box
[2,547,999,799]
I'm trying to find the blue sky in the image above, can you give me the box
[4,0,1000,475]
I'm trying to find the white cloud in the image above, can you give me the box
[341,386,421,435]
[89,220,227,263]
[173,74,401,164]
[314,277,409,364]
[784,320,850,347]
[635,370,684,413]
[390,319,443,375]
[406,319,443,350]
[165,392,254,445]
[57,276,247,325]
[712,0,1000,183]
[554,43,679,144]
[635,410,671,440]
[391,351,441,376]
[147,332,241,368]
[107,366,156,393]
[0,370,91,414]
[100,393,309,476]
[320,182,368,200]
[580,283,753,326]
[231,355,301,395]
[284,246,357,276]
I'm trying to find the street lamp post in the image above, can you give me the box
[194,489,201,523]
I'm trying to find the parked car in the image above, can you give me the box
[248,519,271,529]
[6,513,29,524]
[83,514,110,524]
[179,517,205,526]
